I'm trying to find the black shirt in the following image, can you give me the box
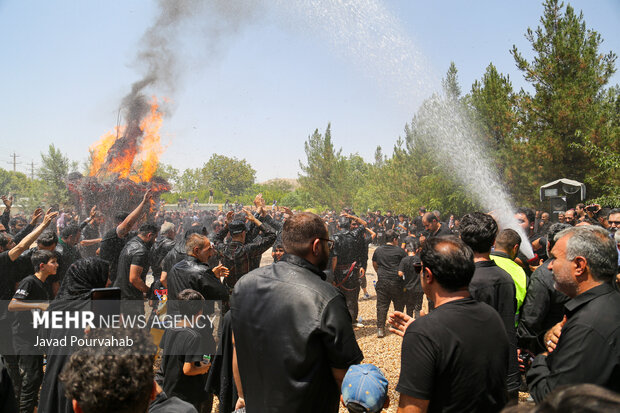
[12,275,51,354]
[396,298,509,412]
[399,255,422,292]
[428,223,452,239]
[80,223,100,258]
[372,244,407,281]
[231,254,363,413]
[469,260,519,392]
[527,282,620,401]
[149,391,197,413]
[113,236,150,301]
[0,251,15,321]
[99,228,127,283]
[517,259,569,352]
[160,327,208,406]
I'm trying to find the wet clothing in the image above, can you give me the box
[399,255,423,317]
[231,254,363,413]
[99,228,129,283]
[213,221,276,289]
[151,237,176,281]
[80,223,100,258]
[397,297,509,413]
[167,256,229,314]
[333,225,367,321]
[469,260,519,394]
[162,243,186,275]
[517,260,569,353]
[11,275,50,354]
[527,282,620,401]
[427,223,452,239]
[113,236,150,311]
[54,239,82,287]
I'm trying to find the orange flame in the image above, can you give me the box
[88,97,164,182]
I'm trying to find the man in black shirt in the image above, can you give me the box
[390,236,509,413]
[421,212,451,241]
[398,239,423,318]
[517,223,571,353]
[213,209,276,290]
[332,213,368,325]
[150,222,176,287]
[0,208,56,398]
[100,190,152,283]
[460,212,520,401]
[54,224,82,291]
[527,226,620,400]
[114,222,158,315]
[9,249,56,413]
[372,229,406,337]
[231,212,363,412]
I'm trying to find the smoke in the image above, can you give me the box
[105,0,266,171]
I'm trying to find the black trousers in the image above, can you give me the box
[18,354,43,413]
[403,290,424,318]
[375,279,405,328]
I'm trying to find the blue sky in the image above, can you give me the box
[1,0,618,182]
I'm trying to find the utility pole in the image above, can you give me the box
[30,161,36,180]
[10,152,20,172]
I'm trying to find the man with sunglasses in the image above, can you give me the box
[231,212,363,413]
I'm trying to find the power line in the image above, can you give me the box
[7,152,21,172]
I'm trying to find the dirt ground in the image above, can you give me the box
[223,247,531,412]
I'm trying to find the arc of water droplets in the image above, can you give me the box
[270,0,534,257]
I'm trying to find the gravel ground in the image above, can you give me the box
[220,247,531,412]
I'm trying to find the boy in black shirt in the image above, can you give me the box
[159,289,211,411]
[9,249,56,413]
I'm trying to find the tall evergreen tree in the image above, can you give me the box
[511,0,617,197]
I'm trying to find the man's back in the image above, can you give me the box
[396,298,509,413]
[231,255,363,413]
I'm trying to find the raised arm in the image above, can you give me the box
[9,209,58,261]
[117,190,152,238]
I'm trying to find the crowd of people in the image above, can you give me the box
[0,191,619,413]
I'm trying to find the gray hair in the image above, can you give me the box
[554,226,618,282]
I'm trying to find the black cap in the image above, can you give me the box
[229,220,246,235]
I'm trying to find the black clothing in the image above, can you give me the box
[517,260,569,352]
[333,225,367,320]
[469,260,519,393]
[399,255,423,317]
[167,256,229,313]
[113,236,150,301]
[17,355,43,413]
[213,221,276,289]
[149,391,198,413]
[231,254,363,413]
[54,239,82,286]
[160,327,208,407]
[80,223,100,257]
[38,258,109,413]
[527,282,620,401]
[99,228,128,283]
[383,216,395,231]
[428,223,452,239]
[373,244,406,281]
[150,237,176,281]
[0,251,16,322]
[0,356,17,413]
[396,298,509,413]
[373,244,407,327]
[205,312,237,413]
[162,243,186,275]
[12,275,50,355]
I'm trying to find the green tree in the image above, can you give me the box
[298,123,347,210]
[202,154,256,196]
[38,144,77,205]
[442,61,462,100]
[511,0,617,198]
[153,163,180,189]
